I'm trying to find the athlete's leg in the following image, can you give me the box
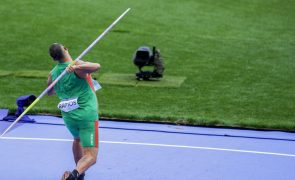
[73,138,83,164]
[76,147,98,174]
[61,121,99,179]
[76,121,99,174]
[61,147,97,180]
[62,119,85,180]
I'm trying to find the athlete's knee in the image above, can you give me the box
[88,153,97,165]
[83,148,98,165]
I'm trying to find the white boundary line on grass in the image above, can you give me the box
[1,136,295,157]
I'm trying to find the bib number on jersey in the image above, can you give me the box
[57,98,79,112]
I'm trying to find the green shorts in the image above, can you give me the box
[64,119,99,147]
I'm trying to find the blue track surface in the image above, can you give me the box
[0,115,294,180]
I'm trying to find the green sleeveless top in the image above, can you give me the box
[51,61,98,122]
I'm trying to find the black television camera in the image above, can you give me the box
[133,46,164,80]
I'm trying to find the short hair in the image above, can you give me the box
[49,43,64,61]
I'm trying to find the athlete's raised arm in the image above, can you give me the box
[66,61,101,78]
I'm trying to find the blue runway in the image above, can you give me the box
[0,115,294,180]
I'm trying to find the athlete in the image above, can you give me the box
[47,43,100,180]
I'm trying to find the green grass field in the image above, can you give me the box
[1,0,295,131]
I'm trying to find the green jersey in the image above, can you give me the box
[51,61,98,122]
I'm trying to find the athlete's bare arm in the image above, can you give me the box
[66,61,100,78]
[47,73,56,96]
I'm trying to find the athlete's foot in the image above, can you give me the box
[61,171,71,180]
[77,173,85,180]
[61,170,81,180]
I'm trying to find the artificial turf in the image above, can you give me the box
[0,0,294,131]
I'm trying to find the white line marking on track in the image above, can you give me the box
[1,136,72,142]
[1,136,295,157]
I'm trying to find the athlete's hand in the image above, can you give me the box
[66,64,77,73]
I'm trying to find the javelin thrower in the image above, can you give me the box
[0,8,131,180]
[48,43,100,180]
[48,9,130,180]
